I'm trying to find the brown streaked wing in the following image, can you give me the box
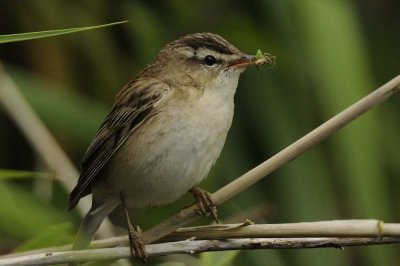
[68,82,167,210]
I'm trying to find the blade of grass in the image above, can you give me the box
[0,21,127,44]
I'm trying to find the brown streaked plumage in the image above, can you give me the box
[69,81,164,209]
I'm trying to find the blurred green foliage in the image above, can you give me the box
[0,1,399,265]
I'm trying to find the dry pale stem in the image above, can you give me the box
[1,237,400,265]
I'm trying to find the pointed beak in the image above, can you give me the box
[228,53,276,69]
[228,54,256,68]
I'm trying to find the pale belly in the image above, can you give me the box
[95,93,234,207]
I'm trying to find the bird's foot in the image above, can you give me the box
[127,224,148,263]
[120,191,148,263]
[190,186,219,223]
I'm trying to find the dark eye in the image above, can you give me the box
[204,55,217,66]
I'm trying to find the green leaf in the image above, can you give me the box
[0,169,53,180]
[0,21,128,44]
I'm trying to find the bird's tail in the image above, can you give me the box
[73,198,119,250]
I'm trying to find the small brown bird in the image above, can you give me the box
[69,32,273,260]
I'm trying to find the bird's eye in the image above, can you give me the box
[204,55,217,66]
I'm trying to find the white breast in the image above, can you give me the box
[99,74,239,207]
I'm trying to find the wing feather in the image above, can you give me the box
[68,81,167,210]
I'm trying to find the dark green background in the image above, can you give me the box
[0,1,399,265]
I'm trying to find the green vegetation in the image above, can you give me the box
[0,1,399,265]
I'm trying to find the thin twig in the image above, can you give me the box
[0,63,114,238]
[77,219,400,247]
[1,237,400,265]
[2,219,400,259]
[142,74,400,244]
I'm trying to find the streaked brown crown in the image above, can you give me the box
[171,32,240,55]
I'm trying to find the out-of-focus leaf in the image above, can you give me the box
[0,21,127,44]
[200,250,240,266]
[15,223,73,251]
[123,2,163,64]
[293,1,393,265]
[8,68,109,147]
[0,169,53,180]
[155,262,185,266]
[0,182,68,239]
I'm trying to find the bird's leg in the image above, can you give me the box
[190,186,219,223]
[120,191,148,263]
